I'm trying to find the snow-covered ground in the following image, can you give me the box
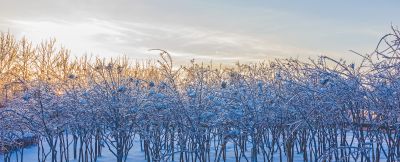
[0,133,392,162]
[1,142,300,162]
[1,138,147,162]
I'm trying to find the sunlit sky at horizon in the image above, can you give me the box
[0,0,399,64]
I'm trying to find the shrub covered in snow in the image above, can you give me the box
[1,27,400,162]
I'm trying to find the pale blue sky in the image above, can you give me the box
[0,0,398,64]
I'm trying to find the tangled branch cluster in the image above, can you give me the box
[0,27,400,162]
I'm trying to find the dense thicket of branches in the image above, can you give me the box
[0,26,400,162]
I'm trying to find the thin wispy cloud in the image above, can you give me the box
[3,18,331,63]
[0,0,398,64]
